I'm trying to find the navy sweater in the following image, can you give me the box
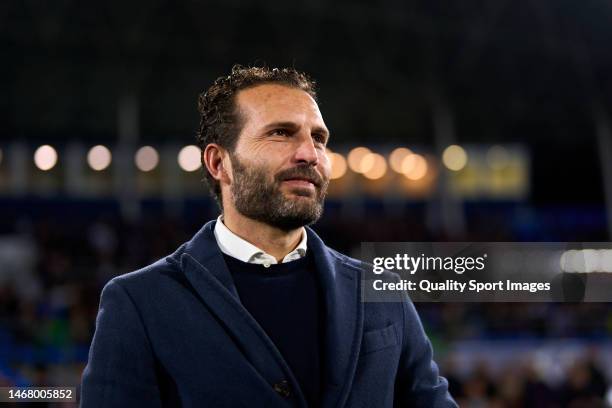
[222,253,322,407]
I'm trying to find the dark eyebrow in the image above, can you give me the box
[312,126,330,140]
[263,121,300,132]
[263,121,330,139]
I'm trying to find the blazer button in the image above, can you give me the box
[273,380,291,398]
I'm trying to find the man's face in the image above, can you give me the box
[225,84,331,231]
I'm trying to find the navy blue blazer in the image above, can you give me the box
[81,220,456,407]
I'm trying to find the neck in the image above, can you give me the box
[221,205,303,263]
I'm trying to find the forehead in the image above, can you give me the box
[235,84,324,125]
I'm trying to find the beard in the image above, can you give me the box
[229,153,329,231]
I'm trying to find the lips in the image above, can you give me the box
[283,177,318,187]
[282,179,318,192]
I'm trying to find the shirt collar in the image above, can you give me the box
[213,215,307,265]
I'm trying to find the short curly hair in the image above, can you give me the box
[196,65,317,208]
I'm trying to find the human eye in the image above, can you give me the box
[271,128,290,137]
[312,133,328,146]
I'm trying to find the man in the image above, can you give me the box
[80,66,456,407]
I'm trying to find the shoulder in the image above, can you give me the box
[324,245,403,284]
[103,243,187,295]
[325,246,361,269]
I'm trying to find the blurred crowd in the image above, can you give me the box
[0,203,610,406]
[444,353,609,408]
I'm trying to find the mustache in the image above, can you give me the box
[276,166,326,188]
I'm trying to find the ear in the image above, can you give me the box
[203,144,231,184]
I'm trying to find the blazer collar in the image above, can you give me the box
[214,215,308,264]
[176,220,364,408]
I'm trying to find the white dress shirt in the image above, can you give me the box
[213,216,307,268]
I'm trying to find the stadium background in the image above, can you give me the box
[1,1,612,406]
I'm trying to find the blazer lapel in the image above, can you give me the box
[306,227,364,408]
[179,221,308,408]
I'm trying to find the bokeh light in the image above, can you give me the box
[442,144,468,171]
[34,145,58,171]
[135,146,159,172]
[87,145,112,171]
[402,154,428,180]
[347,147,371,173]
[389,147,412,173]
[329,152,347,180]
[362,153,387,180]
[178,145,201,172]
[560,249,612,273]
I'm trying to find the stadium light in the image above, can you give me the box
[178,145,201,172]
[347,147,371,173]
[135,146,159,172]
[402,154,427,180]
[442,145,468,171]
[329,152,347,179]
[389,147,412,173]
[362,153,387,180]
[34,145,58,171]
[87,145,112,171]
[561,249,612,273]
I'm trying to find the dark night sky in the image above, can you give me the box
[2,0,611,205]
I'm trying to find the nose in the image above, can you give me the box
[292,133,319,166]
